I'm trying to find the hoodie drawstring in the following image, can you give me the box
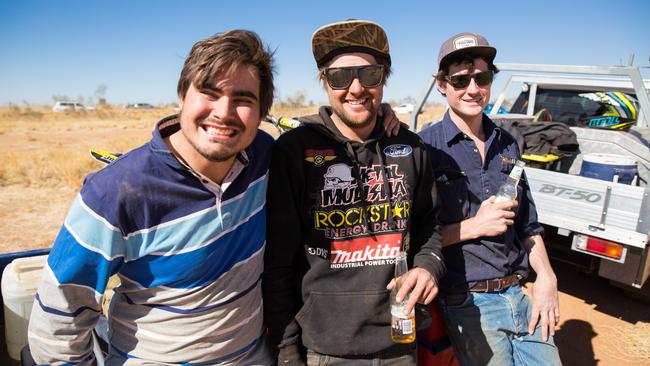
[344,141,372,233]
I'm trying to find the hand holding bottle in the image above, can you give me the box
[387,268,438,312]
[495,160,525,203]
[387,253,438,344]
[388,252,416,343]
[467,196,517,238]
[465,160,525,238]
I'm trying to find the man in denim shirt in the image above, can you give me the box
[418,33,562,365]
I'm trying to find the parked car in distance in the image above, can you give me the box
[52,101,88,112]
[392,103,415,114]
[125,103,155,109]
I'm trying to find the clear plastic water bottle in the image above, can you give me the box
[494,160,526,203]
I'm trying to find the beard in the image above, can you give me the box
[337,111,375,129]
[331,103,378,130]
[188,138,237,162]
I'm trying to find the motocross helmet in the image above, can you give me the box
[578,91,638,130]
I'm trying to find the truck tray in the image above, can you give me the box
[525,167,649,248]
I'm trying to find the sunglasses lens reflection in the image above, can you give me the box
[326,68,353,89]
[474,71,494,86]
[448,71,493,88]
[449,74,471,88]
[325,65,384,89]
[358,66,384,87]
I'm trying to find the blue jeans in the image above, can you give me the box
[439,284,561,366]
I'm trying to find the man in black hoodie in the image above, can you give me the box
[263,19,445,366]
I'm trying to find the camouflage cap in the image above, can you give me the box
[438,32,496,71]
[312,19,391,68]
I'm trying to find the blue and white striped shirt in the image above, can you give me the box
[28,115,274,365]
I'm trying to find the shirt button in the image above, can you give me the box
[486,189,490,193]
[473,148,478,153]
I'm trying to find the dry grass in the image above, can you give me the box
[0,103,445,190]
[0,102,445,251]
[0,138,145,188]
[0,104,178,133]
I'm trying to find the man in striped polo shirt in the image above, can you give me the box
[28,29,276,365]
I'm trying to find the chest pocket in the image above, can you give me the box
[434,169,469,223]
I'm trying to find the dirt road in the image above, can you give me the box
[549,259,650,365]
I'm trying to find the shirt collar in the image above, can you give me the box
[441,111,465,145]
[441,110,501,145]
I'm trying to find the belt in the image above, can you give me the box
[469,274,522,292]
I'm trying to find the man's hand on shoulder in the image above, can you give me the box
[386,267,438,316]
[379,103,406,137]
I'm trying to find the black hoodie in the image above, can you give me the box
[263,106,445,362]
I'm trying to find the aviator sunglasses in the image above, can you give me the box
[445,70,494,89]
[322,65,385,90]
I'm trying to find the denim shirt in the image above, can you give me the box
[418,111,543,292]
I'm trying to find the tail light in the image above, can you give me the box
[574,234,625,261]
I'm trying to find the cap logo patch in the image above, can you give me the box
[454,36,478,50]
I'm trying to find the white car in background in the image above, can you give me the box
[124,103,155,109]
[52,101,88,112]
[392,103,415,114]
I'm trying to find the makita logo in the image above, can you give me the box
[330,233,402,265]
[331,243,400,264]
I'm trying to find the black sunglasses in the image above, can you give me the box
[445,70,494,89]
[322,65,385,90]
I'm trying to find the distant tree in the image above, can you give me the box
[287,91,307,107]
[295,92,306,107]
[402,96,416,105]
[52,94,71,102]
[95,84,108,106]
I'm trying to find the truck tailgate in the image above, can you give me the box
[525,167,649,248]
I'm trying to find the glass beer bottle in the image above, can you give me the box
[390,251,416,343]
[494,160,526,203]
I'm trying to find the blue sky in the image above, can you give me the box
[1,0,649,107]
